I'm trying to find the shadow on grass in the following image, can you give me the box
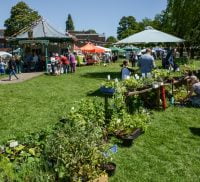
[82,71,120,80]
[87,89,105,98]
[189,127,200,136]
[87,88,115,99]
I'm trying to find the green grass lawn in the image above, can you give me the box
[110,107,200,182]
[0,63,121,143]
[0,60,200,181]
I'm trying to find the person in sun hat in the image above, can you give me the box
[183,72,200,106]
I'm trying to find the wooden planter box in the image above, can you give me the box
[116,128,144,146]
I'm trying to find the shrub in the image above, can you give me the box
[44,99,107,181]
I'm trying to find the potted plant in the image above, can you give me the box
[107,109,150,146]
[100,80,117,94]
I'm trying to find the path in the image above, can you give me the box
[0,72,44,84]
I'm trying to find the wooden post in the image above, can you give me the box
[161,85,167,110]
[104,94,109,125]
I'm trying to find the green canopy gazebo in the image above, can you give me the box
[109,47,126,53]
[122,46,140,52]
[9,18,76,71]
[109,47,126,58]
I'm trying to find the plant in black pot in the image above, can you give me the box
[107,109,150,147]
[101,144,118,177]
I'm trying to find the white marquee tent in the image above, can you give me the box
[116,26,185,44]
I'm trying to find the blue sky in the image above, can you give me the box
[0,0,167,37]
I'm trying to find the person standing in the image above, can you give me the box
[69,52,76,73]
[129,51,137,67]
[138,48,155,78]
[33,52,39,71]
[0,57,6,75]
[8,57,19,81]
[15,55,22,73]
[60,55,69,74]
[55,53,61,75]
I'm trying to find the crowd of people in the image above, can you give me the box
[121,47,182,80]
[83,52,118,65]
[0,49,119,80]
[121,47,200,106]
[47,51,119,75]
[48,52,77,75]
[121,48,156,80]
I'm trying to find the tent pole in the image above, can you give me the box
[45,45,48,72]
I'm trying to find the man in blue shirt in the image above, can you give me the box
[138,48,155,77]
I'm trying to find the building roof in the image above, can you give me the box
[14,19,73,41]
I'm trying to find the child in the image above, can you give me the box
[121,60,133,80]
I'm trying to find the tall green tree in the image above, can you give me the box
[161,0,200,44]
[4,1,41,36]
[137,17,157,31]
[117,16,139,40]
[66,14,75,31]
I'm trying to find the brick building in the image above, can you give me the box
[68,30,106,46]
[0,29,11,51]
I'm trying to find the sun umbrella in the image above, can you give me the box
[116,26,185,44]
[0,51,12,58]
[81,43,105,53]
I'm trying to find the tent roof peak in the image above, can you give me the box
[145,26,154,30]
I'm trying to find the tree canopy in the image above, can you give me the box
[117,16,162,40]
[160,0,200,44]
[117,16,139,40]
[4,1,41,36]
[106,36,117,43]
[116,1,200,45]
[66,14,75,31]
